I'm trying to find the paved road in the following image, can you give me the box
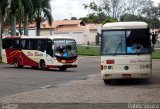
[0,57,160,99]
[0,59,160,105]
[0,56,100,97]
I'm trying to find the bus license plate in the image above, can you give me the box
[122,74,131,78]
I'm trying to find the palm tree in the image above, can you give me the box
[0,0,9,60]
[9,0,33,36]
[17,0,33,35]
[10,0,32,36]
[17,1,24,35]
[31,0,53,36]
[22,0,33,35]
[10,0,20,36]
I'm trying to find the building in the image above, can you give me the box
[41,20,102,45]
[15,22,36,36]
[14,20,102,45]
[85,24,102,45]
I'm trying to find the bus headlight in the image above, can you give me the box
[108,65,113,70]
[146,65,150,69]
[102,65,113,70]
[103,65,107,70]
[140,64,150,69]
[140,65,145,69]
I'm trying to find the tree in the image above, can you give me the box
[84,0,126,19]
[0,0,9,35]
[70,17,77,20]
[17,6,24,35]
[79,12,108,24]
[6,0,52,36]
[126,0,152,15]
[10,0,20,36]
[141,0,160,29]
[121,0,160,29]
[79,12,118,24]
[120,13,160,29]
[0,0,9,60]
[104,0,127,19]
[9,0,34,36]
[102,17,118,24]
[83,1,102,17]
[120,13,146,22]
[22,0,33,36]
[31,0,53,36]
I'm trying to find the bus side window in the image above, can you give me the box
[30,40,34,49]
[24,40,29,49]
[37,39,49,52]
[46,40,53,56]
[21,40,26,49]
[37,40,46,51]
[28,40,36,50]
[2,40,5,49]
[13,40,21,49]
[31,40,38,50]
[37,40,42,51]
[41,40,47,52]
[6,40,14,49]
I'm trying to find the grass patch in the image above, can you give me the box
[152,49,160,59]
[77,45,100,56]
[77,45,160,59]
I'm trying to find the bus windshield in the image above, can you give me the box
[53,39,77,58]
[101,29,151,55]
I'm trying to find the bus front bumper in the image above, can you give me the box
[101,72,151,80]
[47,65,77,68]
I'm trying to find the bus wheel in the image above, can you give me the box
[59,66,67,71]
[142,78,150,83]
[103,79,112,84]
[14,58,23,68]
[40,60,46,70]
[32,66,39,69]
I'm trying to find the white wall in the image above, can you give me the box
[28,29,36,36]
[53,31,86,44]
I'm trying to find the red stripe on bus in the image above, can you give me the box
[5,49,39,66]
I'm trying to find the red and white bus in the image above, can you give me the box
[2,35,78,71]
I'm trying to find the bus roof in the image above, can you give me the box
[3,35,75,40]
[103,22,148,30]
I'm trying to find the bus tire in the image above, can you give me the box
[103,79,112,84]
[142,78,150,83]
[59,66,67,71]
[40,60,46,70]
[14,58,23,68]
[32,66,39,69]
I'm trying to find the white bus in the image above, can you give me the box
[101,22,156,84]
[2,35,78,71]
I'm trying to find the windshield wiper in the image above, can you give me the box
[113,42,122,56]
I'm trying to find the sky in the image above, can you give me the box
[50,0,160,20]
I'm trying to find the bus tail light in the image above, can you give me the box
[106,60,115,64]
[101,65,103,70]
